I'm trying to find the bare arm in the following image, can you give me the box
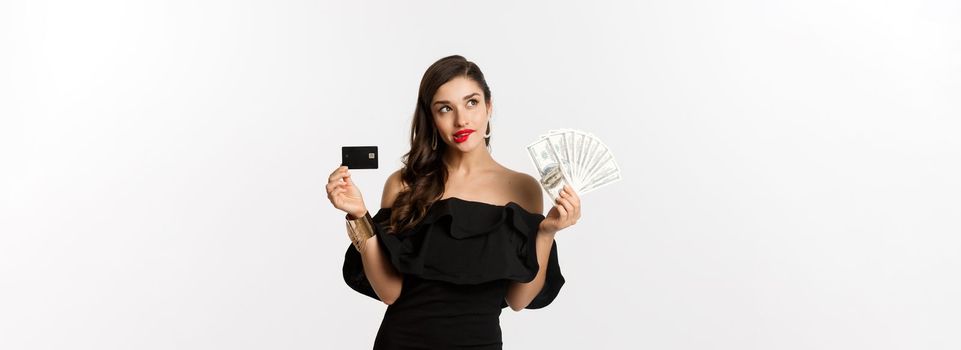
[505,229,557,311]
[351,170,406,305]
[355,226,403,305]
[505,174,580,311]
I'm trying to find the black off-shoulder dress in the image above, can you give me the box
[342,197,565,350]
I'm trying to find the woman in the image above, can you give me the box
[326,55,581,349]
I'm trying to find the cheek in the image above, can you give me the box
[432,119,447,133]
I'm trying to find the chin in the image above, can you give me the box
[451,140,482,152]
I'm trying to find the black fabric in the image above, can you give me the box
[341,197,565,349]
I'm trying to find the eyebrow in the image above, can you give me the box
[433,92,480,106]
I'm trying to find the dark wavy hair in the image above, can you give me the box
[386,55,493,234]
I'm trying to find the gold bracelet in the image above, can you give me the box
[346,211,375,253]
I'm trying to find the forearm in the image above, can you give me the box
[347,210,403,305]
[506,229,557,311]
[348,211,403,305]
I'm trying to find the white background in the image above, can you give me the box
[2,0,959,349]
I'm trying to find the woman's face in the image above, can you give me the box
[430,76,491,152]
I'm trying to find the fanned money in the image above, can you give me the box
[526,129,621,201]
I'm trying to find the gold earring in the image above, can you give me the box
[484,120,492,138]
[431,132,437,150]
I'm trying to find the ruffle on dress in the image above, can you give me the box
[342,197,564,309]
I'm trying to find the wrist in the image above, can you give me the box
[356,235,374,255]
[347,209,369,220]
[345,210,375,253]
[537,226,558,238]
[537,232,557,246]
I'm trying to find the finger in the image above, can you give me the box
[554,199,568,219]
[330,177,340,186]
[562,187,580,222]
[565,198,580,225]
[330,187,346,199]
[328,171,342,183]
[328,166,348,183]
[566,186,579,207]
[559,197,574,220]
[559,188,570,202]
[327,181,346,193]
[327,166,347,182]
[568,192,580,221]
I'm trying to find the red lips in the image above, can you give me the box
[453,129,475,143]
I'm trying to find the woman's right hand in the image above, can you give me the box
[326,166,368,219]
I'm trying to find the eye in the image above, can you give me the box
[439,105,451,113]
[467,99,478,107]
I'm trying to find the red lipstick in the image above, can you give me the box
[453,129,475,144]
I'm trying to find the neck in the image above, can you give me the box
[442,143,495,176]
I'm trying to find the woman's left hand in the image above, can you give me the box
[539,184,581,234]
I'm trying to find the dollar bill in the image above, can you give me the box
[526,137,573,201]
[544,132,576,189]
[526,129,621,199]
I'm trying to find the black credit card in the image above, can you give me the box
[341,146,378,169]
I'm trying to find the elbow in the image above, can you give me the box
[374,277,404,306]
[380,291,400,306]
[379,288,402,306]
[506,298,528,312]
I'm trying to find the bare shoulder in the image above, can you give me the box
[381,169,408,208]
[505,168,543,215]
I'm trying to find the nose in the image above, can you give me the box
[454,110,470,127]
